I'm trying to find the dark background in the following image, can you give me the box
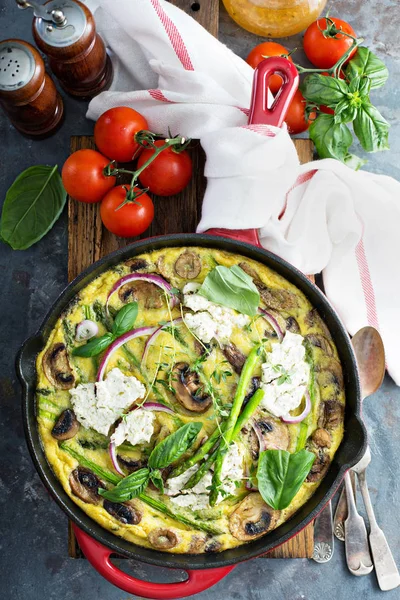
[1,0,399,598]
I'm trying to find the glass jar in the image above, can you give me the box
[222,0,327,38]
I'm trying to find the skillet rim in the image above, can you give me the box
[16,233,366,570]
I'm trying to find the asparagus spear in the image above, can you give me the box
[60,444,222,535]
[209,345,261,506]
[184,388,265,490]
[169,425,221,479]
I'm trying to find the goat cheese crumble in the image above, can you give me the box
[165,442,244,510]
[69,368,147,436]
[183,283,250,344]
[260,331,310,418]
[111,409,155,447]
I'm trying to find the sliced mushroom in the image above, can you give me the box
[315,358,344,397]
[148,528,180,549]
[103,500,142,524]
[239,262,298,312]
[126,258,149,272]
[51,409,79,441]
[69,467,103,504]
[118,280,164,309]
[43,343,75,390]
[229,493,280,541]
[304,308,331,338]
[205,539,222,553]
[174,251,201,279]
[188,535,207,554]
[243,377,260,406]
[318,399,344,430]
[286,316,300,334]
[249,417,290,459]
[171,362,212,412]
[117,456,147,472]
[306,449,331,482]
[222,343,246,374]
[312,428,331,448]
[304,334,335,357]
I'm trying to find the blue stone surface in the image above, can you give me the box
[1,0,399,598]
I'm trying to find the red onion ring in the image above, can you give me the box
[141,317,183,366]
[109,441,125,476]
[75,319,98,341]
[97,326,157,381]
[258,308,284,341]
[281,389,311,424]
[106,273,179,315]
[142,402,175,415]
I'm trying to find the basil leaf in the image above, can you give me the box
[99,468,150,502]
[112,302,138,337]
[309,114,353,162]
[150,469,165,494]
[0,165,66,250]
[72,332,114,357]
[346,47,389,90]
[344,154,367,171]
[353,101,390,153]
[148,422,203,469]
[198,265,260,317]
[333,99,358,124]
[301,73,349,106]
[257,449,315,510]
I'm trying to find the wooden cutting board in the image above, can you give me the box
[67,0,315,560]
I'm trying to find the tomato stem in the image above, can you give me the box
[294,36,363,77]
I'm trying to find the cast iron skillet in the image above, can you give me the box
[16,59,366,599]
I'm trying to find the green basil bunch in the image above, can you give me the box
[72,302,138,357]
[302,47,390,168]
[99,422,202,502]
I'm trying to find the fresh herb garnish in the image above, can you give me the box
[148,422,202,469]
[99,468,150,502]
[301,45,389,167]
[0,165,66,250]
[73,302,138,357]
[198,265,260,317]
[257,449,315,510]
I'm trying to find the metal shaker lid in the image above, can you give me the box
[0,40,35,91]
[35,0,86,47]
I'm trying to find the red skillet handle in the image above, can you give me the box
[206,56,299,247]
[73,525,235,600]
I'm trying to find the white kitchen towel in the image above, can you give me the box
[87,0,400,384]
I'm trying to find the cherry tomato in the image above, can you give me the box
[285,89,314,135]
[137,141,192,196]
[94,107,148,163]
[100,185,154,238]
[303,18,357,69]
[61,149,116,204]
[246,42,293,95]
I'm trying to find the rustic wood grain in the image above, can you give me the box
[67,0,315,562]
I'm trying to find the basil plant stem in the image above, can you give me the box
[209,345,261,506]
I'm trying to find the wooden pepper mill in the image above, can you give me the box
[0,39,63,137]
[17,0,113,99]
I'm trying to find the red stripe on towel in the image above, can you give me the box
[278,169,317,220]
[148,89,173,103]
[241,124,276,137]
[150,0,194,71]
[355,235,380,330]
